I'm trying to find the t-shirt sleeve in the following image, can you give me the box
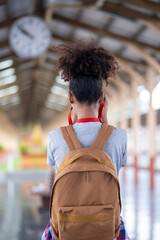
[121,131,127,167]
[47,131,55,166]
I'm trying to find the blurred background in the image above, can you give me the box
[0,0,160,239]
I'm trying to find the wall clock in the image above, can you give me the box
[9,16,51,58]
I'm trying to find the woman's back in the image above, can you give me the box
[47,122,127,176]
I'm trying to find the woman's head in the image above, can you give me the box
[54,39,119,105]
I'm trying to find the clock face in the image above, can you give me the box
[9,16,51,58]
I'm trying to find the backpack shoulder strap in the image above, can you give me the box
[60,125,82,151]
[91,123,114,150]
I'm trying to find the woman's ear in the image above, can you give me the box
[68,92,74,105]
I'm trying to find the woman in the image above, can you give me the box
[41,40,129,240]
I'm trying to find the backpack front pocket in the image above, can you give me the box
[58,205,115,240]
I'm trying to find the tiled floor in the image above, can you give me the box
[119,168,160,240]
[0,168,160,240]
[0,171,49,240]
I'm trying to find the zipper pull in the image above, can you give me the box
[84,171,89,181]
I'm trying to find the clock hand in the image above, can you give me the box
[17,25,34,39]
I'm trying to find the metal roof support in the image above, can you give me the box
[139,19,160,35]
[45,0,103,24]
[118,59,146,86]
[52,13,160,54]
[49,33,146,68]
[118,0,160,14]
[0,41,9,48]
[126,43,160,75]
[101,1,160,22]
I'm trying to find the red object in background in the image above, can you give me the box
[150,156,155,189]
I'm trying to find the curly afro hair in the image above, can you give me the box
[54,39,119,85]
[53,39,119,105]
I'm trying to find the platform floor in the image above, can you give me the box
[0,168,160,240]
[119,168,160,240]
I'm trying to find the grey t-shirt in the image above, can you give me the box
[47,122,127,176]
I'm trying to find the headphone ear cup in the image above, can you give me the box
[68,107,73,125]
[98,102,104,119]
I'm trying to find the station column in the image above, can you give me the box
[132,80,140,184]
[146,68,157,189]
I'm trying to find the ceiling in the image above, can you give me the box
[0,0,160,128]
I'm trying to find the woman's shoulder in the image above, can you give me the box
[49,127,61,137]
[110,127,127,143]
[48,125,127,142]
[48,128,63,145]
[113,127,127,136]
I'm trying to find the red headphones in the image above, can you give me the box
[68,107,73,125]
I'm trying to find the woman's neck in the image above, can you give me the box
[76,104,98,119]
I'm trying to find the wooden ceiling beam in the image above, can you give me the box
[140,19,160,35]
[0,59,37,71]
[15,65,36,74]
[0,91,19,100]
[117,0,160,15]
[15,60,37,71]
[0,0,7,4]
[45,0,99,23]
[0,52,16,61]
[0,81,18,90]
[5,108,24,117]
[46,4,84,24]
[39,61,56,72]
[53,13,160,53]
[34,69,53,80]
[115,55,146,68]
[101,2,160,22]
[0,40,9,48]
[0,11,44,28]
[118,59,146,86]
[0,101,22,110]
[51,33,146,68]
[126,43,160,75]
[51,34,145,69]
[0,17,18,28]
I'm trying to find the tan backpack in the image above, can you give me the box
[50,123,121,240]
